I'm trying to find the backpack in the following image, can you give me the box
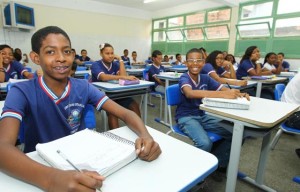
[285,111,300,129]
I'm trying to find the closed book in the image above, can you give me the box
[36,129,137,177]
[202,97,250,110]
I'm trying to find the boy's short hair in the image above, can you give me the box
[278,52,285,57]
[132,51,137,54]
[152,50,162,58]
[81,49,87,53]
[175,53,181,58]
[0,44,12,51]
[186,48,203,60]
[13,52,22,62]
[31,26,71,54]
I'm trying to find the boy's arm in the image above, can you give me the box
[0,118,104,191]
[23,71,34,79]
[153,76,165,87]
[101,99,161,161]
[182,85,246,100]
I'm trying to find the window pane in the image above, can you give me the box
[241,2,273,19]
[153,31,166,42]
[166,30,183,41]
[183,28,204,41]
[275,17,300,37]
[204,25,229,39]
[186,13,205,25]
[277,0,300,14]
[237,23,270,38]
[207,9,231,23]
[153,20,166,29]
[168,16,184,27]
[239,18,273,28]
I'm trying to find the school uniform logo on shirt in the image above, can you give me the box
[67,109,81,132]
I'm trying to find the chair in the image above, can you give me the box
[76,66,87,71]
[24,67,32,72]
[142,68,164,119]
[166,84,222,142]
[83,104,96,130]
[293,176,300,184]
[270,83,300,150]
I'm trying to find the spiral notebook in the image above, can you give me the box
[36,129,137,177]
[202,97,250,110]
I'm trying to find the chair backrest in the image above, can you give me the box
[274,83,286,101]
[76,66,87,71]
[83,104,96,129]
[142,69,149,81]
[166,84,181,106]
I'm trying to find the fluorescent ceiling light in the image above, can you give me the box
[144,0,157,3]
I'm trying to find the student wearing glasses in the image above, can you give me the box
[176,48,249,181]
[201,50,247,87]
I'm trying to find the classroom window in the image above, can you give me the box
[207,9,231,23]
[277,0,300,14]
[153,31,166,42]
[237,22,270,38]
[275,17,300,37]
[168,16,184,28]
[153,19,167,29]
[183,28,204,41]
[241,2,273,20]
[186,13,205,25]
[204,25,229,39]
[166,30,183,41]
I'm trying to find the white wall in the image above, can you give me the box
[0,0,152,71]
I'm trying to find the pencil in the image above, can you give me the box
[226,82,232,89]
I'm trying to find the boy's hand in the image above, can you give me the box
[125,76,139,81]
[0,51,3,67]
[223,89,241,99]
[135,137,161,161]
[237,80,247,87]
[47,169,104,192]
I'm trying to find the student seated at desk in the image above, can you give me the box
[148,50,166,94]
[236,46,272,80]
[176,48,249,181]
[277,52,290,72]
[225,54,239,71]
[172,53,184,65]
[14,48,29,67]
[262,52,282,75]
[91,43,141,129]
[0,26,161,192]
[77,49,93,65]
[131,51,143,64]
[0,45,34,83]
[201,50,247,87]
[121,49,130,66]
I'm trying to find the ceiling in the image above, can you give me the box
[90,0,225,12]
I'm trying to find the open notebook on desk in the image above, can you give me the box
[202,97,250,110]
[36,129,137,177]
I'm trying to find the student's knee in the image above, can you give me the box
[194,137,213,152]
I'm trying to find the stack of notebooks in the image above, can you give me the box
[202,97,250,110]
[36,129,137,177]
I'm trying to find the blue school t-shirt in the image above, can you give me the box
[4,60,28,81]
[121,56,130,66]
[175,72,222,121]
[148,64,165,88]
[79,56,91,62]
[1,77,108,153]
[201,63,226,77]
[236,59,256,80]
[275,61,290,71]
[91,60,120,82]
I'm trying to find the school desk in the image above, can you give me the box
[92,80,154,130]
[0,82,8,93]
[125,68,144,76]
[223,79,257,91]
[0,126,218,192]
[74,70,91,79]
[200,96,299,192]
[168,66,188,73]
[277,71,296,77]
[243,77,288,97]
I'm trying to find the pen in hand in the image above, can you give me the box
[226,82,232,89]
[57,150,82,172]
[57,150,103,192]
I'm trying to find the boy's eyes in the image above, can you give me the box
[45,50,72,55]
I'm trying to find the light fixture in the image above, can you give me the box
[143,0,157,3]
